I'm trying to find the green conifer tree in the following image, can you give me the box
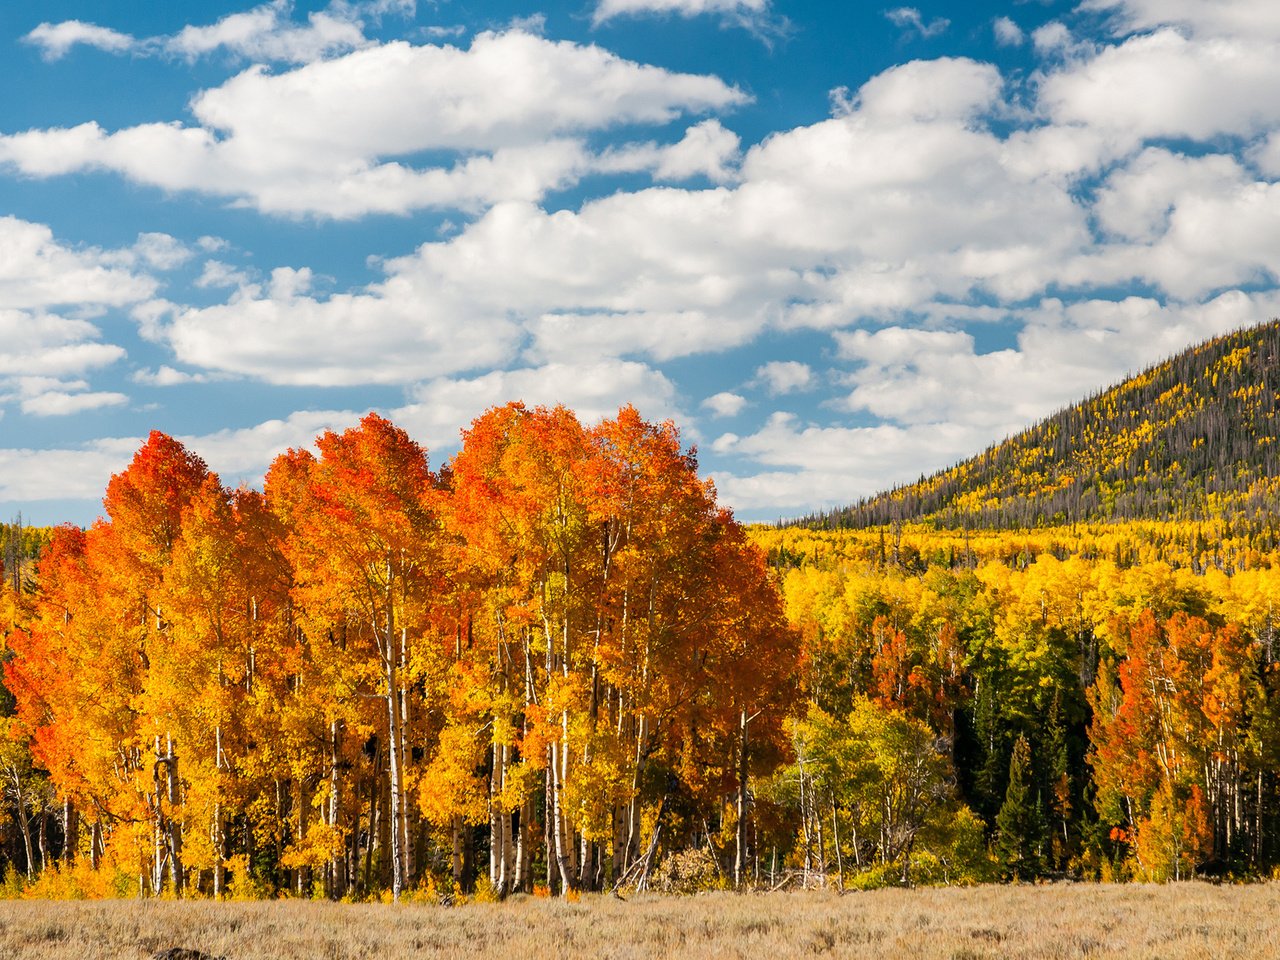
[995,736,1045,880]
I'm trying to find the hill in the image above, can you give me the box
[808,320,1280,529]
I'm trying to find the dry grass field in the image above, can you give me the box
[1,883,1278,960]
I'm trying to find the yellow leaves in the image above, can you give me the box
[418,724,487,826]
[281,824,344,872]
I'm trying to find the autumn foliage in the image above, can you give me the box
[0,406,798,899]
[6,403,1280,898]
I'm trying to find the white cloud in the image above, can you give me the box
[993,17,1024,46]
[0,218,155,418]
[21,390,129,417]
[195,260,253,289]
[1081,0,1280,42]
[180,409,361,481]
[599,119,743,184]
[0,409,355,503]
[710,413,982,512]
[0,311,124,378]
[0,374,129,419]
[0,216,157,309]
[131,365,217,387]
[23,21,135,60]
[1061,152,1280,300]
[710,291,1277,516]
[885,8,950,39]
[1091,148,1246,243]
[832,293,1275,434]
[391,361,683,451]
[1038,29,1280,145]
[23,1,419,66]
[132,232,193,270]
[0,30,747,218]
[754,360,813,395]
[0,441,139,503]
[139,56,1094,385]
[851,57,1003,123]
[0,360,680,505]
[1031,22,1073,54]
[167,0,368,64]
[703,392,747,417]
[593,0,771,27]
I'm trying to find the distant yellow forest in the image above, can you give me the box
[751,520,1280,884]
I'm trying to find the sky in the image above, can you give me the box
[1,0,1279,526]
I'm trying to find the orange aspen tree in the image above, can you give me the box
[267,413,444,901]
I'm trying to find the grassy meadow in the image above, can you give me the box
[1,884,1278,960]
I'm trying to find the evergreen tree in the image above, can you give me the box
[996,736,1044,879]
[1044,691,1072,871]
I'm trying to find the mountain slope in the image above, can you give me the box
[811,320,1280,529]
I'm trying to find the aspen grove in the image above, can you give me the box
[0,405,798,899]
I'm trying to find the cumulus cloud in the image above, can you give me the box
[593,0,774,31]
[0,218,171,420]
[131,233,193,270]
[23,21,135,60]
[132,56,1096,386]
[194,260,253,290]
[833,294,1274,434]
[179,409,363,481]
[885,8,950,40]
[600,120,743,184]
[131,366,218,387]
[703,392,747,417]
[0,30,747,218]
[0,409,358,504]
[392,360,683,451]
[993,17,1024,46]
[23,1,416,65]
[1038,29,1280,145]
[1081,0,1280,42]
[0,440,140,503]
[0,312,123,379]
[710,291,1275,516]
[0,216,157,309]
[710,413,983,513]
[754,361,813,395]
[166,0,369,63]
[21,390,129,417]
[1061,151,1280,300]
[0,358,682,509]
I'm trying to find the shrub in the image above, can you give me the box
[650,847,726,894]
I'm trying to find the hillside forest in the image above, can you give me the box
[812,320,1280,530]
[2,397,1280,898]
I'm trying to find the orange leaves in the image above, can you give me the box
[3,405,804,895]
[1088,608,1259,876]
[102,429,213,578]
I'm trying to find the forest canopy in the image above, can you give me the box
[3,403,1280,899]
[0,405,798,900]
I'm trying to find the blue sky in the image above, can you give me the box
[2,0,1278,525]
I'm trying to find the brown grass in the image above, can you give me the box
[2,883,1279,960]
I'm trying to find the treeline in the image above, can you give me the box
[0,406,797,900]
[6,411,1280,898]
[807,320,1280,530]
[757,525,1280,882]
